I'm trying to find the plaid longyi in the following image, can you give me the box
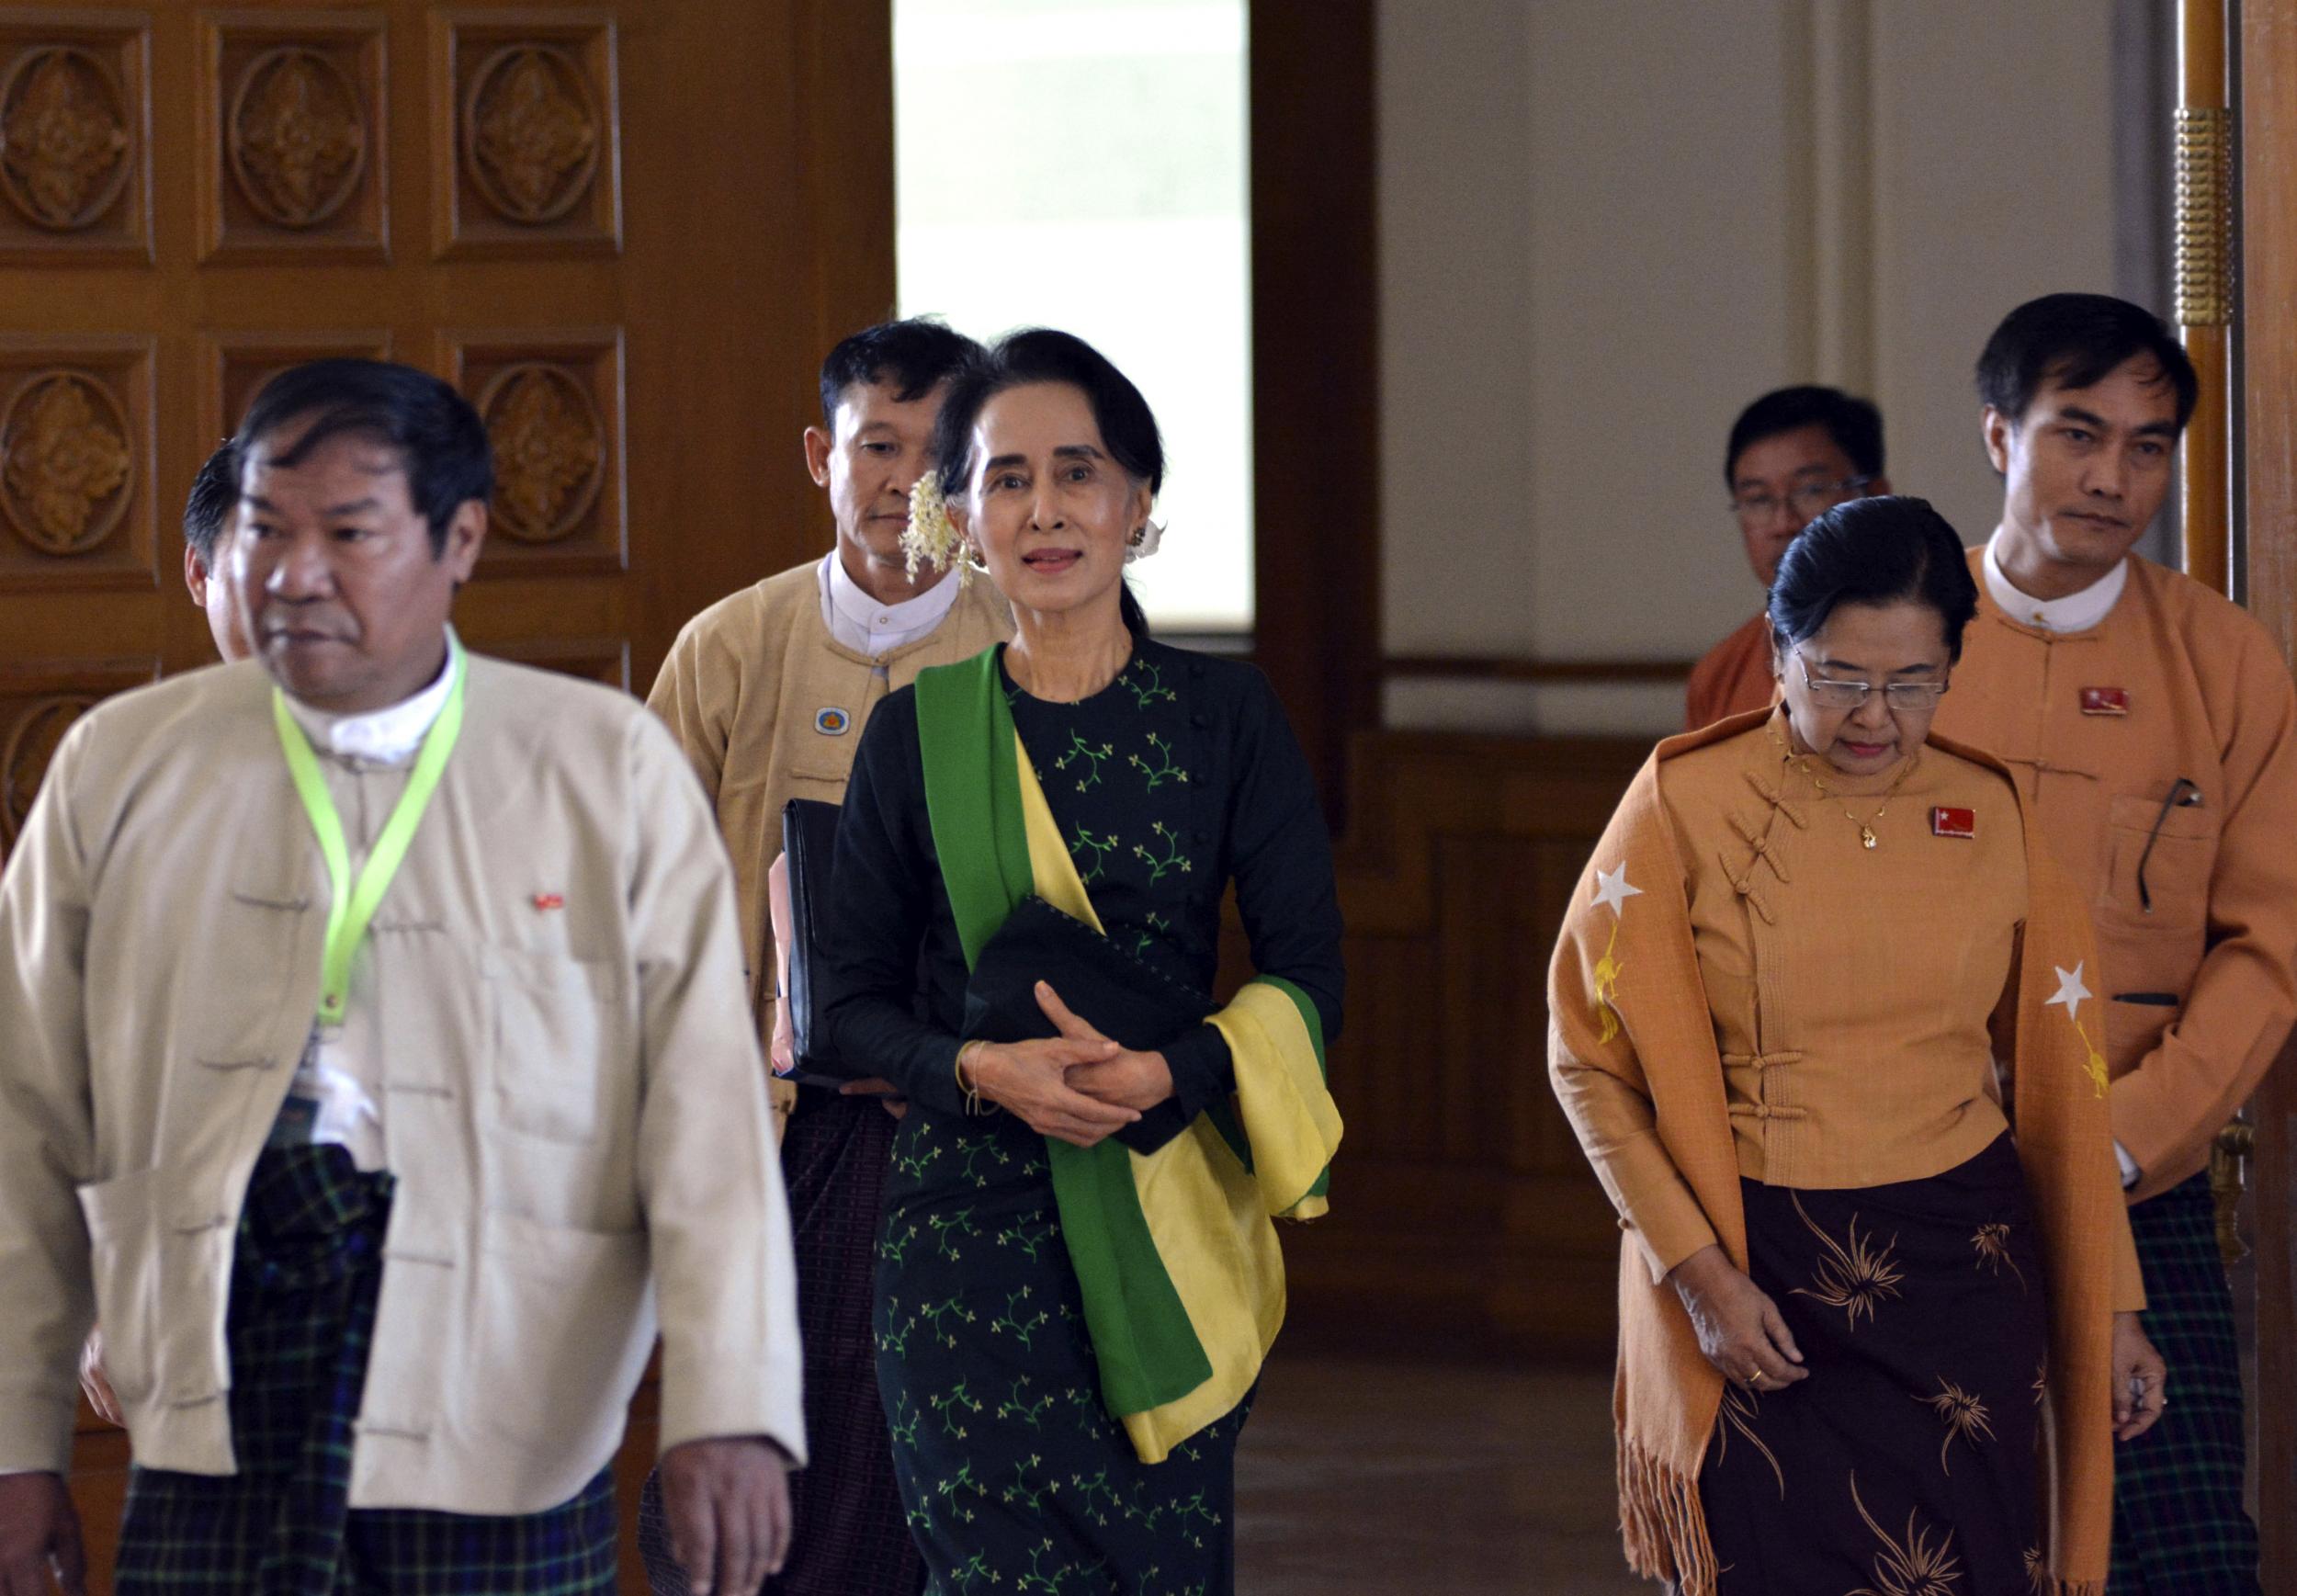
[114,1143,618,1595]
[2108,1171,2260,1596]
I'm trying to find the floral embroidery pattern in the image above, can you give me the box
[1716,1381,1786,1500]
[1846,1472,1964,1596]
[1788,1194,1904,1330]
[1130,731,1190,790]
[1971,1222,2025,1288]
[1054,731,1115,794]
[1120,659,1178,709]
[1135,821,1194,884]
[1068,822,1122,884]
[883,655,1237,1592]
[1915,1376,1995,1475]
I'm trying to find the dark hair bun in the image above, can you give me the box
[1767,495,1979,663]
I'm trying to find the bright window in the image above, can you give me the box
[893,0,1253,632]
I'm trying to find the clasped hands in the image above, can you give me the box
[960,980,1173,1147]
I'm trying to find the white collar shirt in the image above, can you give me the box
[819,550,962,658]
[1982,531,2130,634]
[282,634,459,766]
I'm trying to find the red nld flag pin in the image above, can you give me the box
[532,892,565,911]
[1931,807,1976,840]
[2080,686,2131,716]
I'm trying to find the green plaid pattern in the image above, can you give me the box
[2109,1172,2261,1595]
[115,1144,617,1595]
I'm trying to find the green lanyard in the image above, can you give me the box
[272,640,468,1026]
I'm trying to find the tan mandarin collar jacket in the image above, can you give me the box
[1549,711,2134,1596]
[0,654,800,1512]
[1683,610,1778,730]
[647,562,1013,1119]
[1932,549,2297,1201]
[1661,713,2022,1194]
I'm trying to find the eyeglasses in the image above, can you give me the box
[1730,475,1874,524]
[1793,649,1950,711]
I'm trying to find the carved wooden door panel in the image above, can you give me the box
[0,1,892,1588]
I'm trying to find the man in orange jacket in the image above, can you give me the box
[1934,293,2297,1596]
[1685,386,1888,729]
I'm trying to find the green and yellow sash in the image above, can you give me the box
[916,650,1341,1463]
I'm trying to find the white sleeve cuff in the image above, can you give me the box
[2113,1139,2141,1189]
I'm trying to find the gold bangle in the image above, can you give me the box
[955,1041,993,1116]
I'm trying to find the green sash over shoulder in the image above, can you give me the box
[915,649,1341,1463]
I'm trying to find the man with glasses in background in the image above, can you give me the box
[1933,293,2297,1596]
[1685,385,1889,728]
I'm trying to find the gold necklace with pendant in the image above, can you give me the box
[1778,732,1919,851]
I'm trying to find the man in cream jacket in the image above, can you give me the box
[640,318,1009,1596]
[0,359,801,1596]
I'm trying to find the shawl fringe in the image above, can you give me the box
[1617,1436,1717,1596]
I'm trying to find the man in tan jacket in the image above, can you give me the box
[0,359,801,1596]
[1934,294,2297,1596]
[639,320,1009,1596]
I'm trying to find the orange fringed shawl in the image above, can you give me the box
[1546,714,2129,1596]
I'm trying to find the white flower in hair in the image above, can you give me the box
[901,474,964,581]
[1126,519,1163,564]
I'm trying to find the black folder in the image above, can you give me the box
[780,797,858,1087]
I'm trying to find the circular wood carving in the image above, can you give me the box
[464,44,600,225]
[479,364,604,543]
[0,370,134,555]
[227,46,368,230]
[0,46,132,232]
[2,694,94,848]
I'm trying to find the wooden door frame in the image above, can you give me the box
[2238,0,2297,1579]
[1249,0,1381,827]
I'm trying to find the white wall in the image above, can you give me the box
[1379,0,2122,736]
[894,0,1252,631]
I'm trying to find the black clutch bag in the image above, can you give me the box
[962,894,1210,1152]
[781,797,860,1087]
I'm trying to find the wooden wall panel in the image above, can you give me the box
[0,335,153,588]
[0,13,152,265]
[1282,730,1645,1358]
[0,655,158,855]
[3,2,900,1587]
[443,324,626,574]
[198,9,389,263]
[1249,0,1378,831]
[481,631,630,691]
[429,7,620,260]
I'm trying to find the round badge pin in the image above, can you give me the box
[815,707,852,736]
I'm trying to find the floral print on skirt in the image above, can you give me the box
[1700,1133,2050,1594]
[875,1105,1249,1596]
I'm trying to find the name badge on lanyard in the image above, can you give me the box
[273,640,468,1023]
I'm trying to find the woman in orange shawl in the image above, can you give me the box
[1548,497,2163,1595]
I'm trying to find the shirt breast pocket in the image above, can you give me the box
[2102,790,2218,933]
[483,945,624,1144]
